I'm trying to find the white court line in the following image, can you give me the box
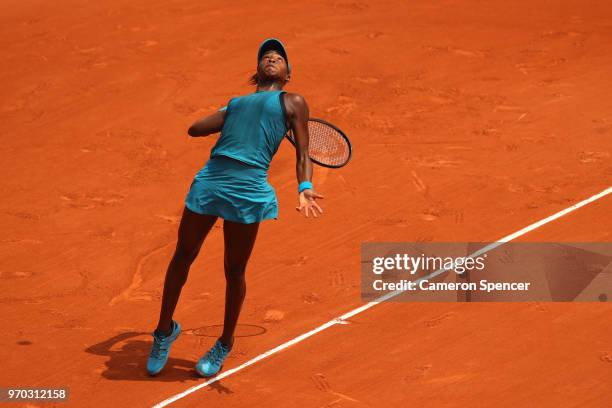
[153,186,612,407]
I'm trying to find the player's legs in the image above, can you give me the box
[219,219,260,347]
[155,206,218,334]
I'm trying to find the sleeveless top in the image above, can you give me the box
[210,90,287,170]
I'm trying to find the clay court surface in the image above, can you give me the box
[1,0,611,406]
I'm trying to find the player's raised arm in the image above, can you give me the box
[187,109,226,137]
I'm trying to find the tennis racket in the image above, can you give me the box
[284,118,352,168]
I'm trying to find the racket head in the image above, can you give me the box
[285,118,352,168]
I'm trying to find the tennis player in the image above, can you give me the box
[146,38,323,377]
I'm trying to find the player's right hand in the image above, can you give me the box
[296,189,324,218]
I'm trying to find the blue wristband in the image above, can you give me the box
[298,181,313,193]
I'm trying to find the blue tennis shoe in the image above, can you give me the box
[195,339,232,377]
[146,320,181,376]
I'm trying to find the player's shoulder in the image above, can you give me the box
[282,92,308,116]
[283,92,307,106]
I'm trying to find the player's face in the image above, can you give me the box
[258,50,289,81]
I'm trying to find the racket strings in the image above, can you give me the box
[306,122,350,166]
[286,120,351,167]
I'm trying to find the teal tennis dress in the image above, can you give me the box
[185,90,288,224]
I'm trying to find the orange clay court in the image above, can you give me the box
[1,0,611,407]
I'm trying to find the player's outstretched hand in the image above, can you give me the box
[296,189,324,218]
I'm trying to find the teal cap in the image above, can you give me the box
[257,38,290,73]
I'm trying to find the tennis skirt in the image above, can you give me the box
[185,155,278,224]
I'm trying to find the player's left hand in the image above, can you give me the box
[296,189,324,218]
